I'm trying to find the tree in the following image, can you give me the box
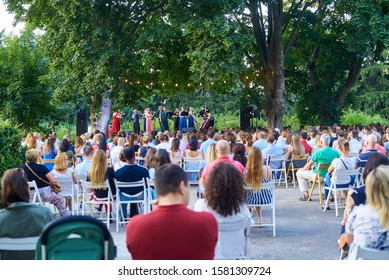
[292,0,389,125]
[0,29,53,130]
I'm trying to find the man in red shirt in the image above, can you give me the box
[300,132,312,155]
[126,164,218,260]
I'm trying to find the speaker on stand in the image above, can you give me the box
[76,111,88,136]
[239,107,252,131]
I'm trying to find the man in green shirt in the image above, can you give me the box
[296,133,339,201]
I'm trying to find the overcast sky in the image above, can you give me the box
[0,2,25,35]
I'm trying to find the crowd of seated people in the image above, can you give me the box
[3,122,388,260]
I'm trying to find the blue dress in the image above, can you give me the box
[179,111,187,132]
[188,112,195,129]
[42,147,56,171]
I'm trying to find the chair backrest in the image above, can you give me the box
[331,168,359,187]
[135,156,145,165]
[40,158,55,164]
[28,180,43,205]
[215,217,251,260]
[355,245,389,260]
[80,180,112,200]
[290,155,309,168]
[0,236,39,260]
[315,163,331,178]
[265,156,286,170]
[35,215,116,260]
[115,180,146,199]
[183,157,202,171]
[54,174,74,197]
[0,236,39,251]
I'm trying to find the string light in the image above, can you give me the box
[175,83,178,87]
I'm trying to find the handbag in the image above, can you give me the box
[25,163,62,194]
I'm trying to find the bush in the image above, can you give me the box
[0,120,26,208]
[341,109,389,126]
[283,114,302,132]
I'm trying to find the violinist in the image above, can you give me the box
[112,109,125,133]
[132,109,142,135]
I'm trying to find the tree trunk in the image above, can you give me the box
[264,3,286,129]
[98,95,112,136]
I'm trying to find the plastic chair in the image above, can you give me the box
[35,216,116,260]
[115,179,147,232]
[80,180,115,229]
[214,218,251,260]
[28,180,43,205]
[0,236,39,259]
[266,156,288,188]
[145,178,157,212]
[323,168,359,216]
[183,157,202,185]
[246,181,276,237]
[308,163,330,204]
[355,245,389,260]
[54,175,78,215]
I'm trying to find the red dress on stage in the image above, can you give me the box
[112,111,121,133]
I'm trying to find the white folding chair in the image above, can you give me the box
[115,179,147,232]
[355,245,389,260]
[246,181,276,237]
[28,180,43,205]
[0,236,39,259]
[214,218,251,260]
[145,178,158,212]
[266,156,288,188]
[135,156,145,166]
[54,175,78,215]
[80,180,115,229]
[183,157,202,185]
[323,168,359,217]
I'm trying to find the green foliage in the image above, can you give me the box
[0,120,26,177]
[283,115,302,132]
[340,109,388,126]
[0,30,54,129]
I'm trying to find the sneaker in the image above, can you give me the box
[298,195,309,201]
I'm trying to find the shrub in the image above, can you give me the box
[341,109,389,126]
[0,120,26,208]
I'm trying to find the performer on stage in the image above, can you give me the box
[132,109,142,135]
[198,105,209,118]
[198,113,210,131]
[143,108,147,132]
[145,108,154,133]
[156,106,163,132]
[179,107,188,133]
[188,106,195,129]
[160,106,169,132]
[173,108,180,132]
[112,109,124,133]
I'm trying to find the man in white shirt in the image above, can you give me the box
[75,145,94,181]
[155,134,171,150]
[348,130,362,156]
[110,137,125,165]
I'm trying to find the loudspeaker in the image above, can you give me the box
[76,111,88,136]
[182,127,194,133]
[239,107,252,130]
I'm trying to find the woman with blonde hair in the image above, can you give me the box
[51,152,78,210]
[87,149,116,213]
[20,149,69,216]
[197,143,217,198]
[286,133,305,159]
[245,147,272,222]
[345,165,389,259]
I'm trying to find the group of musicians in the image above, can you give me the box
[112,105,215,135]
